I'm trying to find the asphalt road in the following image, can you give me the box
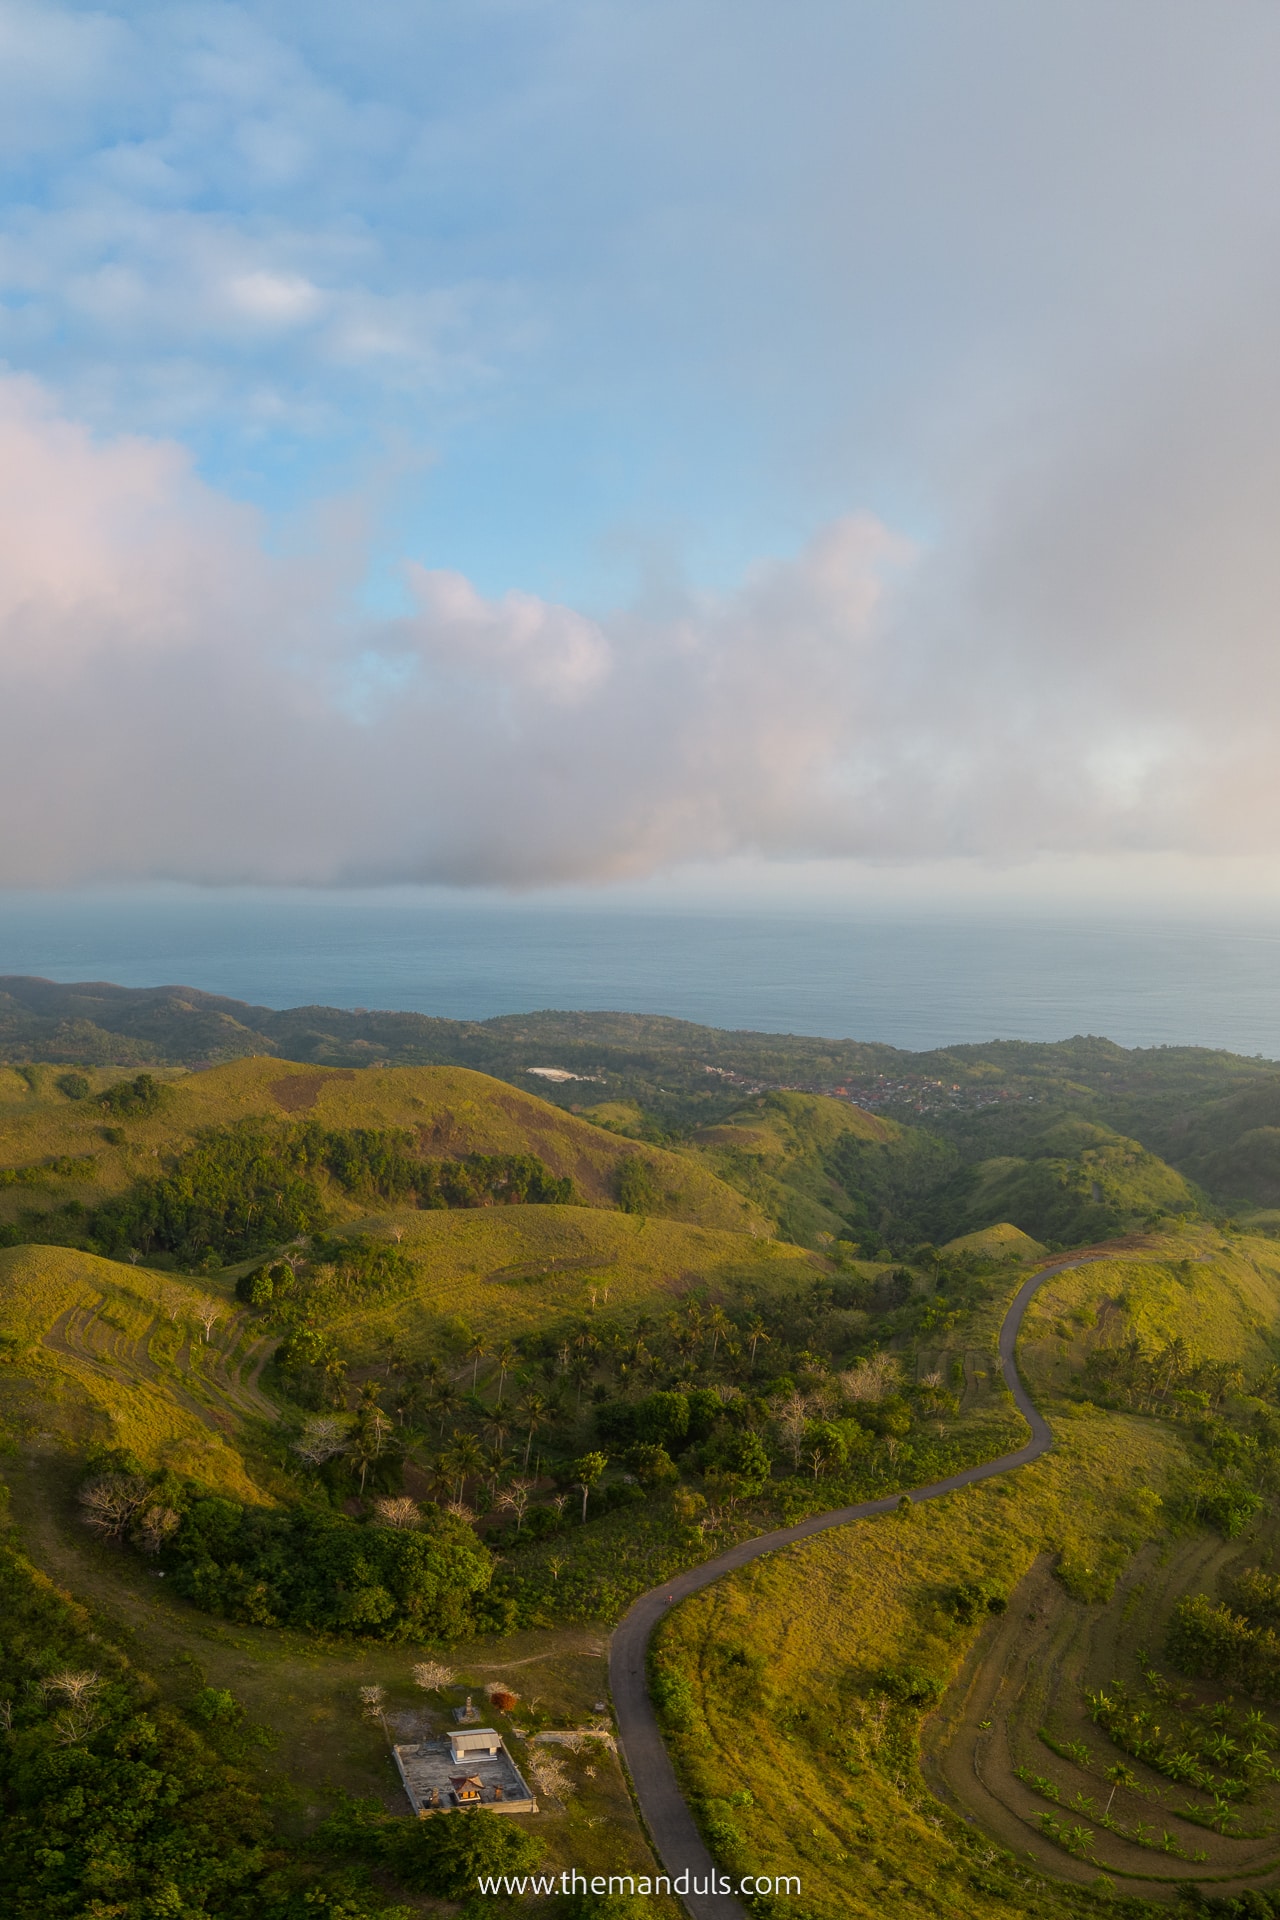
[607,1252,1107,1920]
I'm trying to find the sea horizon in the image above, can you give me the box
[2,888,1280,1060]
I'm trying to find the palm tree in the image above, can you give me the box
[705,1304,731,1362]
[482,1443,512,1497]
[492,1342,518,1405]
[568,1355,594,1410]
[465,1335,488,1390]
[442,1433,486,1503]
[745,1316,771,1368]
[431,1380,463,1436]
[517,1390,551,1470]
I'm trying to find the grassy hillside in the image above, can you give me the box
[654,1230,1280,1915]
[300,1203,816,1360]
[0,1055,766,1239]
[681,1090,910,1246]
[922,1117,1203,1248]
[0,1243,270,1499]
[677,1089,958,1251]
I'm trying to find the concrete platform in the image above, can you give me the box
[392,1734,538,1816]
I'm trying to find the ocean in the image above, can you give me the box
[1,889,1279,1059]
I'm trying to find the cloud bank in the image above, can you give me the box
[5,348,1280,891]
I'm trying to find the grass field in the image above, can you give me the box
[650,1231,1280,1917]
[313,1202,821,1359]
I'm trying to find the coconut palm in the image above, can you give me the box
[492,1341,518,1405]
[516,1390,551,1469]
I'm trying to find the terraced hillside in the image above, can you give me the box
[0,1243,273,1498]
[651,1229,1280,1916]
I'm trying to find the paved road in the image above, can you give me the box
[608,1252,1106,1920]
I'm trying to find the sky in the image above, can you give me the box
[5,1,1280,905]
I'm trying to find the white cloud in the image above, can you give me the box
[3,361,1280,893]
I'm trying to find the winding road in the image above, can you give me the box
[608,1253,1103,1919]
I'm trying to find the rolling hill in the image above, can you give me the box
[0,1055,767,1240]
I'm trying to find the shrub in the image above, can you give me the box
[615,1156,662,1215]
[626,1443,679,1489]
[940,1581,1008,1625]
[1167,1592,1280,1697]
[55,1071,90,1100]
[1197,1486,1263,1538]
[393,1807,546,1895]
[190,1685,241,1724]
[873,1663,944,1706]
[651,1669,701,1731]
[99,1072,165,1117]
[700,1429,772,1493]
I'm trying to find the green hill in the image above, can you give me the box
[653,1229,1280,1915]
[679,1089,957,1250]
[922,1116,1203,1247]
[0,1056,767,1244]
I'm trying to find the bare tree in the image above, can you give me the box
[496,1477,534,1532]
[774,1390,810,1468]
[195,1300,221,1344]
[411,1661,455,1695]
[841,1354,902,1403]
[528,1751,574,1800]
[137,1506,181,1554]
[46,1671,101,1704]
[0,1700,12,1733]
[292,1414,350,1468]
[52,1702,104,1746]
[371,1495,420,1529]
[445,1499,476,1524]
[78,1474,151,1539]
[358,1684,390,1741]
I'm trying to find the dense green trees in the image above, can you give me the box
[316,1794,545,1895]
[84,1119,577,1264]
[98,1070,166,1117]
[0,1515,400,1919]
[80,1453,495,1640]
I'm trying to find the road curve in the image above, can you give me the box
[608,1252,1107,1920]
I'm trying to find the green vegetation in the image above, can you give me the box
[0,1501,406,1919]
[650,1236,1280,1912]
[55,1118,576,1264]
[6,1020,1280,1912]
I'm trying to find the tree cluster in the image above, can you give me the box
[78,1451,496,1640]
[0,1516,401,1919]
[81,1118,576,1264]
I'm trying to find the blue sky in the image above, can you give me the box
[4,2,1280,899]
